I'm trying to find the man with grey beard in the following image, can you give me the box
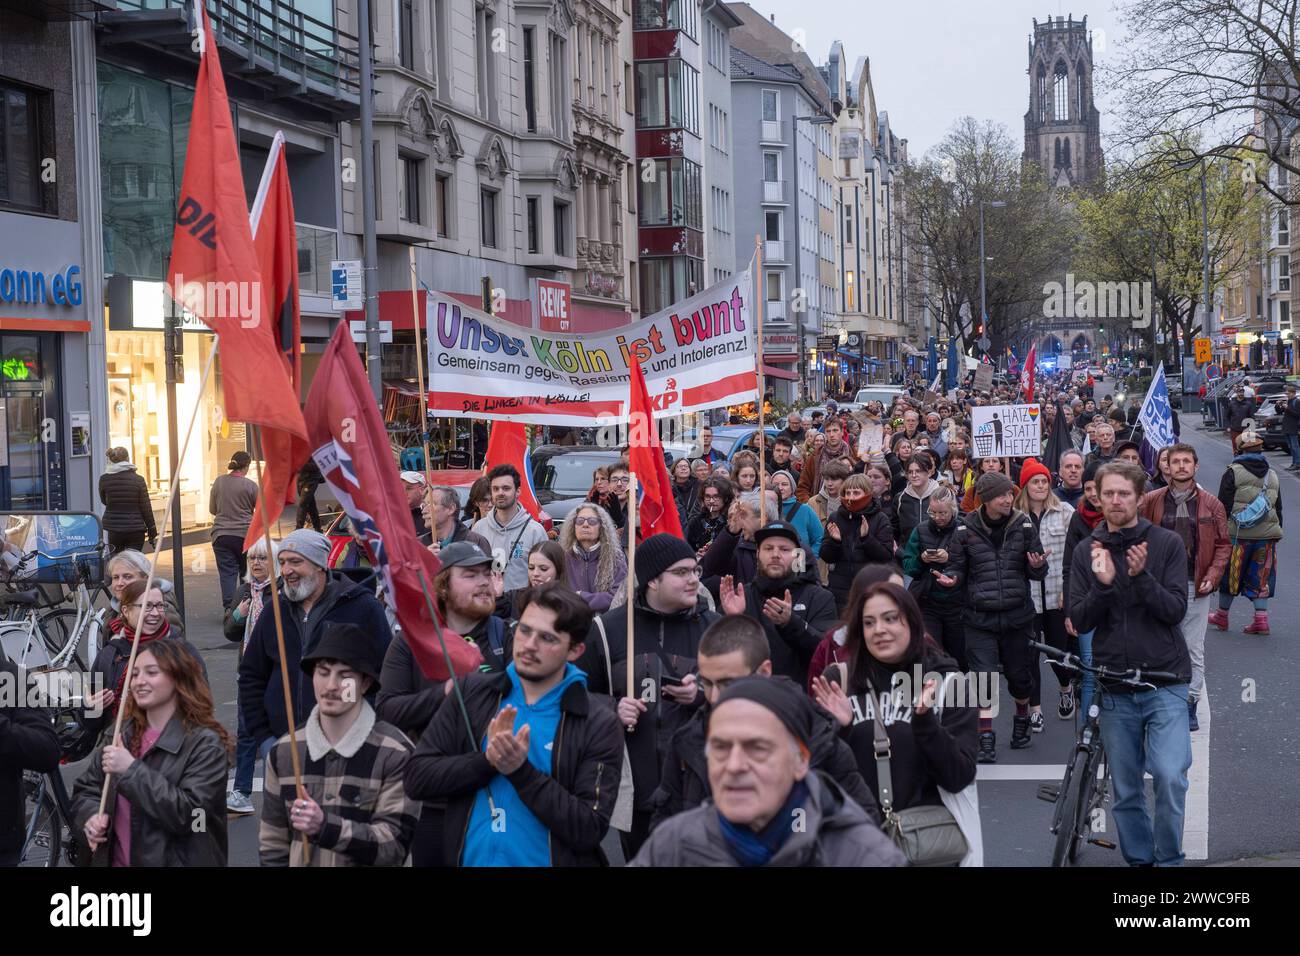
[238,529,393,759]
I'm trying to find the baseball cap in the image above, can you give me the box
[754,521,801,547]
[400,471,427,486]
[438,542,493,569]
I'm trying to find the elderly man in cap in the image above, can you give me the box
[238,529,393,767]
[717,521,839,687]
[630,676,905,866]
[946,471,1048,763]
[260,622,419,866]
[400,471,430,539]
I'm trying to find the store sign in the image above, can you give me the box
[763,333,798,355]
[128,280,211,332]
[0,263,82,307]
[585,271,619,296]
[534,279,572,332]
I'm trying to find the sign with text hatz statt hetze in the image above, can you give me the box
[425,269,757,425]
[971,404,1041,459]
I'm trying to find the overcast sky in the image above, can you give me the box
[746,0,1127,157]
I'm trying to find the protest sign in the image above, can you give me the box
[971,404,1041,459]
[426,270,757,424]
[973,363,993,392]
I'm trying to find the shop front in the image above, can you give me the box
[0,213,96,513]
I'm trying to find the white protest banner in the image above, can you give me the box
[970,404,1042,459]
[857,421,885,460]
[426,269,757,424]
[972,363,993,393]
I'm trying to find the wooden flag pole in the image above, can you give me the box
[251,424,312,864]
[625,472,637,724]
[755,234,767,515]
[408,246,434,490]
[97,343,217,816]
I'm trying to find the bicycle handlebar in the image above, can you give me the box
[1029,640,1181,688]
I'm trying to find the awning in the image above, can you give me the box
[762,364,800,381]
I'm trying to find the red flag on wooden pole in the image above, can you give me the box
[626,358,684,540]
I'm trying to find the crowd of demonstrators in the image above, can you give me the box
[472,465,549,592]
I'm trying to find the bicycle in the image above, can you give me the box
[1031,640,1182,867]
[0,548,108,673]
[20,705,90,868]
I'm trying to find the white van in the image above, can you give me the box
[854,386,906,407]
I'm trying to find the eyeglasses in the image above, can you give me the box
[574,516,601,527]
[663,565,702,579]
[610,476,630,485]
[127,602,167,613]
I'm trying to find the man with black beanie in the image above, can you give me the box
[629,676,905,866]
[575,533,719,858]
[946,471,1048,763]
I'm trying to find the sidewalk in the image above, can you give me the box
[1208,851,1300,867]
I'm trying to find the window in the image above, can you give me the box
[1278,207,1289,247]
[0,82,48,213]
[526,196,539,253]
[763,152,779,182]
[1277,254,1291,292]
[523,27,537,132]
[1076,63,1085,118]
[635,60,699,132]
[765,211,781,241]
[480,188,498,248]
[400,154,422,223]
[398,0,415,70]
[435,172,451,237]
[550,33,568,139]
[638,157,701,229]
[766,271,781,301]
[843,204,853,245]
[1281,299,1291,329]
[1053,63,1068,121]
[476,6,497,119]
[554,201,569,255]
[432,0,450,96]
[845,270,855,310]
[1036,64,1047,125]
[624,62,634,114]
[762,89,778,122]
[633,0,697,38]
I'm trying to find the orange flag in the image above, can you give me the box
[166,6,305,442]
[627,357,684,540]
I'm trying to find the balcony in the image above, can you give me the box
[762,180,784,203]
[764,240,786,262]
[766,299,786,321]
[2,0,116,20]
[99,0,361,119]
[760,119,783,143]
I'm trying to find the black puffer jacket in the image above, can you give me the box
[403,669,623,866]
[650,678,881,830]
[819,501,896,608]
[575,597,718,812]
[1068,518,1191,688]
[947,507,1046,628]
[98,464,157,537]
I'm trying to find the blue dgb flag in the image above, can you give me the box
[1138,363,1177,451]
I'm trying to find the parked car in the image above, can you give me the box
[854,385,906,407]
[1254,397,1290,452]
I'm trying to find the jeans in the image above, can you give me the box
[212,535,247,609]
[1182,587,1210,699]
[1288,433,1300,468]
[1077,629,1096,718]
[232,701,258,795]
[1098,685,1192,866]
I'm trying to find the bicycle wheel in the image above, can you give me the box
[38,608,87,671]
[1069,745,1106,865]
[20,775,61,868]
[1051,746,1091,867]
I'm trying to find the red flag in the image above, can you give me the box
[626,358,684,540]
[305,324,483,680]
[482,422,544,522]
[1020,343,1037,403]
[166,7,305,440]
[244,133,309,549]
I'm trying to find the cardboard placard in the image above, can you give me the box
[971,404,1041,459]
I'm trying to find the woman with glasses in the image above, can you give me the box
[105,550,186,639]
[464,477,493,527]
[670,457,703,527]
[686,476,733,555]
[81,579,206,749]
[559,503,627,613]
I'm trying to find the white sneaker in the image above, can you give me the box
[227,790,254,814]
[1029,711,1045,734]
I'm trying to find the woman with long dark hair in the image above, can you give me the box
[73,640,232,866]
[805,563,904,694]
[811,582,978,815]
[464,477,493,526]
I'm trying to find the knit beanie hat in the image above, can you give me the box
[635,533,697,588]
[713,675,813,749]
[1017,458,1051,488]
[279,528,332,569]
[974,471,1014,504]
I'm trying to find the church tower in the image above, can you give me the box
[1024,14,1103,188]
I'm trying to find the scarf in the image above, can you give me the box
[1077,499,1104,529]
[842,494,871,515]
[246,578,271,646]
[717,779,810,866]
[110,617,172,717]
[1167,486,1197,572]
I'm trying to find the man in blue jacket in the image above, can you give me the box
[237,529,392,771]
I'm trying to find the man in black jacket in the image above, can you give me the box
[650,615,879,830]
[1225,384,1256,452]
[403,583,623,866]
[1,660,61,866]
[945,472,1048,762]
[1281,384,1300,471]
[718,521,839,687]
[575,533,719,858]
[1068,461,1191,867]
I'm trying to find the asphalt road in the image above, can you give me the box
[50,388,1300,867]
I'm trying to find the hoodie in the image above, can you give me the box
[892,478,940,546]
[461,663,589,867]
[472,505,549,591]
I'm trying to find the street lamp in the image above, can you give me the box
[979,200,1006,358]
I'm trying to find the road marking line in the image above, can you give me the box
[1186,687,1210,861]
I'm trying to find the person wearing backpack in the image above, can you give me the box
[1211,427,1283,635]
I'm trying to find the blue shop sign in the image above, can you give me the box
[0,264,83,307]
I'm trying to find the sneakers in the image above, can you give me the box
[1029,711,1045,733]
[1207,609,1229,631]
[977,731,997,763]
[1010,714,1033,749]
[1058,689,1076,721]
[227,790,254,815]
[1244,612,1270,635]
[1188,695,1200,732]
